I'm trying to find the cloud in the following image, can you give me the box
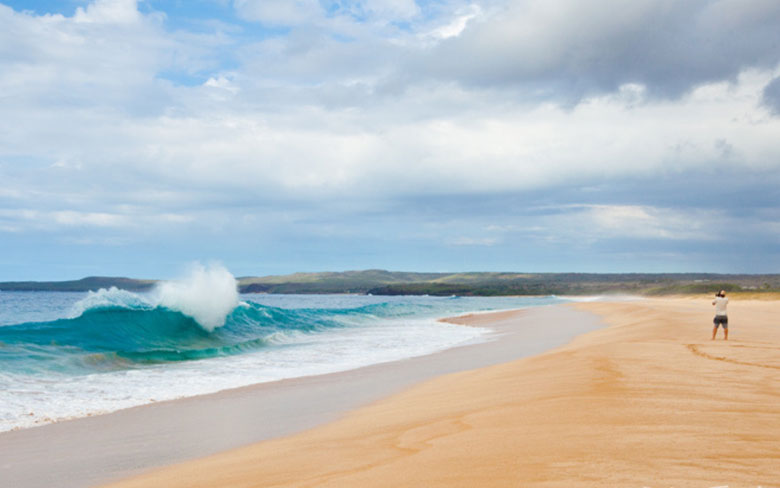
[51,211,128,227]
[359,0,420,21]
[74,0,141,24]
[416,0,780,102]
[233,0,420,28]
[0,3,172,116]
[572,205,714,241]
[0,208,195,233]
[763,76,780,115]
[448,236,500,246]
[233,0,323,26]
[1,0,779,276]
[424,4,481,41]
[0,1,233,122]
[2,67,779,221]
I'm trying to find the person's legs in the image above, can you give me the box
[712,316,728,339]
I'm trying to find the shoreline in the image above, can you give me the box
[0,304,602,488]
[0,310,490,435]
[101,297,780,488]
[0,302,550,435]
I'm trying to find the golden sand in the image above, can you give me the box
[104,298,780,487]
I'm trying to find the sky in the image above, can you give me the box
[1,0,779,280]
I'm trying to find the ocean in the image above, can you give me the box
[0,266,568,432]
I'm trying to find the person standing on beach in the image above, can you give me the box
[712,290,728,340]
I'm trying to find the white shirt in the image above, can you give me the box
[713,296,728,316]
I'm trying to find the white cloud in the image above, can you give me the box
[74,0,141,24]
[233,0,323,26]
[3,68,779,214]
[0,2,177,119]
[425,4,481,40]
[360,0,420,21]
[448,236,500,246]
[522,202,780,247]
[1,0,779,263]
[577,205,712,241]
[234,0,423,29]
[0,208,194,233]
[51,211,128,227]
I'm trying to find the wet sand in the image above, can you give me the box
[102,298,780,488]
[0,305,601,488]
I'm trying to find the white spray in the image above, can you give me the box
[154,263,239,331]
[68,263,240,331]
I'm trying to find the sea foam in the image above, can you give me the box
[154,263,239,331]
[68,262,239,331]
[69,286,151,317]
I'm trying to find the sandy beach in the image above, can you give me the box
[0,305,601,488]
[100,297,780,488]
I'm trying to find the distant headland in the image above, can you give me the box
[1,270,779,296]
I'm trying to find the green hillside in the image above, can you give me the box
[0,277,156,292]
[3,271,778,296]
[237,271,780,296]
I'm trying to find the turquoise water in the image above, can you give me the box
[0,276,568,431]
[0,291,562,374]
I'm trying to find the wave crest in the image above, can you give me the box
[154,263,239,331]
[69,287,152,318]
[69,263,239,331]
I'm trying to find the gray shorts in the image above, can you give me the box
[713,315,728,328]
